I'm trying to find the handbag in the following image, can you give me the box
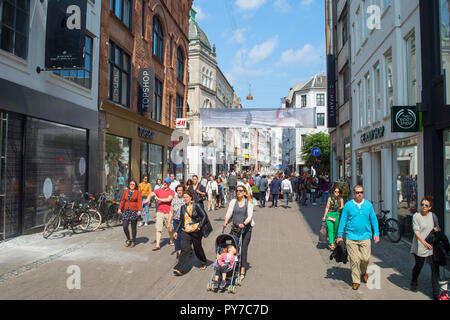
[327,216,336,222]
[319,222,328,242]
[438,266,450,300]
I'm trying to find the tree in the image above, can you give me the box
[301,132,330,173]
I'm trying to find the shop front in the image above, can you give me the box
[100,102,173,199]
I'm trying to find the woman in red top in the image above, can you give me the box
[118,180,142,248]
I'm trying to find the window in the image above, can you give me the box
[365,73,371,125]
[141,142,163,187]
[142,0,146,37]
[176,95,184,118]
[384,50,393,115]
[110,0,132,29]
[317,113,325,126]
[108,41,131,107]
[153,16,164,62]
[177,47,184,82]
[342,12,349,47]
[54,36,93,89]
[406,32,417,105]
[153,77,163,122]
[440,0,450,104]
[343,66,351,103]
[358,81,364,129]
[374,63,381,121]
[317,93,325,106]
[202,98,212,109]
[0,0,30,59]
[168,95,172,125]
[105,134,130,197]
[301,95,307,107]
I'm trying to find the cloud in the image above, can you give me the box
[277,44,323,67]
[301,0,314,5]
[273,0,291,12]
[247,37,278,65]
[192,5,207,20]
[235,0,267,11]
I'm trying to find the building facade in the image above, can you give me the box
[0,0,101,239]
[349,0,424,240]
[98,0,192,197]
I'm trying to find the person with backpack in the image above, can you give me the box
[223,185,255,281]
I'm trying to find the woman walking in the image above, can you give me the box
[169,185,186,259]
[217,177,224,209]
[138,175,152,226]
[173,190,208,276]
[322,187,344,250]
[206,175,218,212]
[185,179,193,191]
[118,180,142,248]
[410,196,441,299]
[223,185,255,281]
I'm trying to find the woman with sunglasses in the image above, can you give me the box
[410,196,441,298]
[223,186,255,281]
[118,180,142,248]
[322,187,344,250]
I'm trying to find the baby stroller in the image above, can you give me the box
[206,227,243,294]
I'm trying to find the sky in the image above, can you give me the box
[191,0,326,109]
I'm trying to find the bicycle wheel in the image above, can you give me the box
[385,218,401,243]
[43,212,60,239]
[87,209,102,231]
[71,211,91,234]
[105,205,120,227]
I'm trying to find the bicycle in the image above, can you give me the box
[373,200,402,243]
[91,192,121,227]
[43,194,91,238]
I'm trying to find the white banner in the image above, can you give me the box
[200,108,317,128]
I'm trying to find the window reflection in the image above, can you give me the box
[105,134,130,199]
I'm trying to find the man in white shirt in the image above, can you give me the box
[281,175,293,209]
[169,173,180,192]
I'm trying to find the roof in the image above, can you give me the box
[189,9,211,50]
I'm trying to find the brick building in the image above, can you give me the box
[99,0,192,195]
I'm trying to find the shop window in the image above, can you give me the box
[141,142,163,187]
[0,0,30,59]
[24,118,88,231]
[105,134,130,199]
[344,142,351,180]
[443,129,450,239]
[440,0,450,104]
[393,143,418,241]
[356,152,363,186]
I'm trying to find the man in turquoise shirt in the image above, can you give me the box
[336,185,380,290]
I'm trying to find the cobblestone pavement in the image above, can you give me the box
[0,200,434,300]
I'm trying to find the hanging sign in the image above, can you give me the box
[138,68,154,113]
[391,106,420,132]
[176,118,187,128]
[45,0,87,69]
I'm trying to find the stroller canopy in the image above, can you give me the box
[215,233,241,252]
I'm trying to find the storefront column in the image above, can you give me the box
[381,148,393,218]
[417,133,424,203]
[362,152,372,200]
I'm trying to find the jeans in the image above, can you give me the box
[142,196,150,223]
[271,194,279,207]
[412,254,440,299]
[321,191,329,205]
[283,191,290,207]
[259,190,266,207]
[300,189,307,205]
[311,191,317,203]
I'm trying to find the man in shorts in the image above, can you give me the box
[148,177,175,251]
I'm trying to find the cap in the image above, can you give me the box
[164,177,172,184]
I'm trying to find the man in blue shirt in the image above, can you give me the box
[336,185,380,290]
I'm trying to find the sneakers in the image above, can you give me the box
[129,241,135,248]
[125,240,131,247]
[144,222,148,226]
[219,280,226,290]
[138,222,144,227]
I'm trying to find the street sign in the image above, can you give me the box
[176,118,187,129]
[311,147,321,157]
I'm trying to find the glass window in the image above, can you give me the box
[365,73,371,125]
[344,142,351,180]
[177,47,184,82]
[108,41,130,107]
[393,142,418,241]
[176,94,184,119]
[406,32,417,105]
[356,152,363,186]
[301,95,307,107]
[0,0,30,59]
[153,15,164,62]
[153,77,163,122]
[110,0,131,29]
[374,63,381,121]
[384,51,393,115]
[105,134,130,199]
[317,113,325,126]
[443,129,450,239]
[440,0,450,104]
[317,93,325,106]
[141,142,163,187]
[24,118,88,231]
[343,66,351,103]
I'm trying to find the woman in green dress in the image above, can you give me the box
[322,187,344,250]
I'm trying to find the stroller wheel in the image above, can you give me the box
[235,278,241,286]
[207,282,211,292]
[233,286,237,294]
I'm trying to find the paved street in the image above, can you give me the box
[0,200,434,300]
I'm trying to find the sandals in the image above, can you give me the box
[240,273,245,281]
[173,269,183,276]
[152,246,160,251]
[200,265,207,271]
[169,242,175,246]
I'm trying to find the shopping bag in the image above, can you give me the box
[438,266,450,300]
[319,222,328,243]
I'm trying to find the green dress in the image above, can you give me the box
[326,196,342,244]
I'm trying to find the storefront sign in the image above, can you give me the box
[391,106,420,132]
[138,68,154,113]
[326,55,337,128]
[138,127,155,139]
[176,118,187,129]
[45,0,87,69]
[360,126,385,144]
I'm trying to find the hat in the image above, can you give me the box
[164,177,172,184]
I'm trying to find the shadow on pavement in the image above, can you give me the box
[325,266,352,286]
[135,237,149,245]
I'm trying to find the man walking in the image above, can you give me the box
[281,175,293,209]
[259,175,269,208]
[169,173,180,192]
[269,175,281,208]
[300,173,308,206]
[228,171,237,200]
[336,185,380,290]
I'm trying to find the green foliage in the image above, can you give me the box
[301,132,330,171]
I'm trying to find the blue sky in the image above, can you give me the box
[191,0,326,109]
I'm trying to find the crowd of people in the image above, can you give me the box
[116,169,448,300]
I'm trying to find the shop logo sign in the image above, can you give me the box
[392,106,420,132]
[360,126,385,144]
[138,127,155,139]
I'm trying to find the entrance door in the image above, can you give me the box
[0,112,24,239]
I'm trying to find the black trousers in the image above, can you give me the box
[411,254,440,299]
[232,225,252,270]
[123,219,138,242]
[215,265,230,278]
[259,190,266,207]
[174,230,207,273]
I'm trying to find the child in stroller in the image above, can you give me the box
[214,245,238,290]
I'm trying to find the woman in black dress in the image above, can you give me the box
[118,180,142,248]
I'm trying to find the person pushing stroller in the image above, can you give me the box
[213,245,238,290]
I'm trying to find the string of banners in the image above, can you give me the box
[200,107,317,128]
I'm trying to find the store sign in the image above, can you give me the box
[45,0,87,69]
[138,68,154,113]
[138,127,155,139]
[391,106,419,132]
[176,118,187,129]
[360,126,385,144]
[326,55,337,128]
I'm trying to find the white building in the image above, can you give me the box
[283,75,329,174]
[349,0,423,238]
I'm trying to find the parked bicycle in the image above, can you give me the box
[43,194,91,239]
[88,192,121,228]
[373,200,401,243]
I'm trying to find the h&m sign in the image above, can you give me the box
[45,0,87,69]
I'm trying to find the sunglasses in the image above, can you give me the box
[236,189,245,192]
[355,191,364,194]
[421,203,430,207]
